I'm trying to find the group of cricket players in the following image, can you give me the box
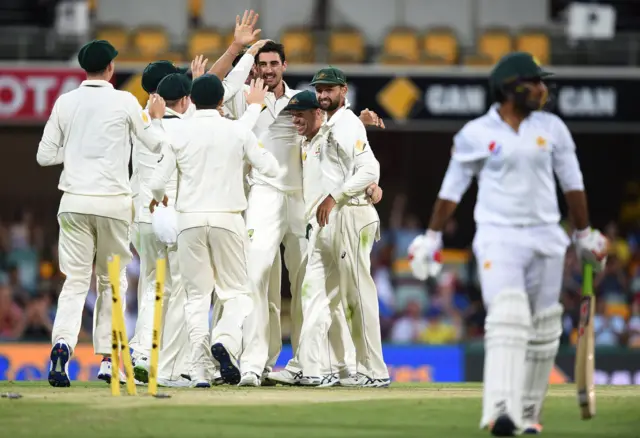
[36,9,610,437]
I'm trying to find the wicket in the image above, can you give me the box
[148,258,166,396]
[107,255,137,396]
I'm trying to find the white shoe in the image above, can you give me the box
[157,377,192,388]
[48,341,71,387]
[340,372,391,388]
[317,373,341,388]
[238,372,261,387]
[98,358,144,386]
[266,369,303,386]
[133,356,150,383]
[300,375,321,387]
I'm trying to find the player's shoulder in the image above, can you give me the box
[528,110,569,132]
[451,113,498,161]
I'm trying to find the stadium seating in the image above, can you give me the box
[95,25,129,53]
[188,28,225,60]
[477,28,513,64]
[421,28,458,65]
[328,27,365,64]
[516,29,550,65]
[280,28,315,63]
[380,27,420,65]
[128,26,182,62]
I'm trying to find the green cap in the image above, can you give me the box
[283,91,321,111]
[157,73,192,101]
[191,74,224,107]
[310,67,347,86]
[77,40,118,73]
[142,61,188,93]
[489,52,552,93]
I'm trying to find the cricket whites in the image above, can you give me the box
[575,263,595,419]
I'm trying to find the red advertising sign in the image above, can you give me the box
[0,68,86,121]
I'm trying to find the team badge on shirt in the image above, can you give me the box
[488,141,501,155]
[355,139,365,152]
[302,150,307,162]
[536,136,547,149]
[141,112,149,124]
[248,229,254,241]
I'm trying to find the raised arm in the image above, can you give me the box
[207,10,260,80]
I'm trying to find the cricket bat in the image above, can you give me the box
[575,264,595,420]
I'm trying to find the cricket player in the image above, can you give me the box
[149,74,281,387]
[37,40,170,387]
[129,13,267,384]
[280,69,389,387]
[408,52,608,436]
[236,43,382,386]
[267,90,384,387]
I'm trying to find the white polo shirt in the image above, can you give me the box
[439,104,585,227]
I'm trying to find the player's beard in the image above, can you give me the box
[320,98,339,112]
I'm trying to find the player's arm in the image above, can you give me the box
[329,121,380,204]
[243,129,280,178]
[149,145,178,204]
[127,94,168,154]
[36,100,64,166]
[551,117,588,230]
[236,78,267,129]
[208,10,260,82]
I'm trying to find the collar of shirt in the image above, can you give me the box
[193,109,222,119]
[164,107,183,119]
[266,81,297,103]
[325,105,348,127]
[81,79,113,88]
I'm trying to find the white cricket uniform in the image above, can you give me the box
[438,104,584,429]
[37,79,168,355]
[149,109,280,380]
[239,82,310,377]
[293,106,387,380]
[129,54,258,376]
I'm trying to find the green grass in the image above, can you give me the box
[1,382,638,437]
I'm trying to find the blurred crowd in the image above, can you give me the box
[2,197,640,349]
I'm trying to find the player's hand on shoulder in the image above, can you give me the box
[148,94,166,120]
[245,78,268,106]
[573,227,609,272]
[359,108,385,129]
[408,230,443,281]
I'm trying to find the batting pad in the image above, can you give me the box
[481,288,532,430]
[522,303,563,426]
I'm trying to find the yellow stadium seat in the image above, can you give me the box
[328,28,365,64]
[189,29,225,59]
[478,28,513,64]
[131,27,170,58]
[422,28,458,65]
[88,0,97,13]
[381,28,420,64]
[605,303,630,320]
[516,30,550,65]
[281,28,315,63]
[95,25,129,52]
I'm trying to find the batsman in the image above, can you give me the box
[409,52,608,436]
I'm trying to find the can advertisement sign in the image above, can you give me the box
[0,344,464,382]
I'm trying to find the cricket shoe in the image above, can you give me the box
[238,372,261,387]
[181,372,224,386]
[340,372,391,388]
[211,343,241,385]
[522,424,543,435]
[48,341,71,387]
[489,415,519,437]
[157,377,192,388]
[133,356,150,383]
[317,373,341,388]
[261,369,276,386]
[97,358,143,386]
[265,369,303,386]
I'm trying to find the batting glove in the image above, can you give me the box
[573,227,609,273]
[408,230,443,281]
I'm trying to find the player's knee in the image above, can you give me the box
[485,288,532,340]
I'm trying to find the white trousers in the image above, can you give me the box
[178,214,253,374]
[241,184,307,375]
[51,212,131,355]
[473,224,569,313]
[296,205,387,379]
[130,222,191,380]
